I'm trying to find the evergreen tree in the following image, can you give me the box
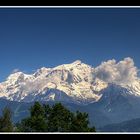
[30,102,45,117]
[47,103,74,132]
[70,111,96,132]
[0,107,13,132]
[17,102,96,132]
[18,102,47,132]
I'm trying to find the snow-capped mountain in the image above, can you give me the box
[0,58,140,105]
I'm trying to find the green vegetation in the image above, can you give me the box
[0,107,13,132]
[0,102,96,132]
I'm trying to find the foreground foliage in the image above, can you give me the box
[0,107,13,132]
[17,102,96,132]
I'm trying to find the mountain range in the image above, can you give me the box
[0,60,106,104]
[0,57,140,130]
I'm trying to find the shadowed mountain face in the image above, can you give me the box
[99,118,140,132]
[1,92,140,130]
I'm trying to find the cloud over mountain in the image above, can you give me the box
[12,69,20,73]
[94,57,138,85]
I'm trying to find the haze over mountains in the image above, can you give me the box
[0,57,140,130]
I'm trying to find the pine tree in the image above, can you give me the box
[17,102,96,132]
[0,107,13,132]
[70,111,96,132]
[47,103,74,132]
[18,102,47,132]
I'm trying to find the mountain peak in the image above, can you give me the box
[72,60,82,65]
[7,71,24,79]
[54,60,85,70]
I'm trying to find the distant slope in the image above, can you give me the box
[1,97,140,131]
[0,98,111,128]
[0,98,32,123]
[99,118,140,132]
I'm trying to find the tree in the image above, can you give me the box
[30,102,45,117]
[47,103,95,132]
[17,102,47,132]
[47,103,74,132]
[17,102,96,132]
[70,111,96,132]
[0,107,13,132]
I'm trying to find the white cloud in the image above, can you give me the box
[94,57,138,85]
[12,69,20,73]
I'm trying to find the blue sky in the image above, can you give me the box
[0,8,140,81]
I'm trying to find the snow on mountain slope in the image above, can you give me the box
[0,58,140,105]
[0,60,107,104]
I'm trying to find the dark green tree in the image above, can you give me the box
[17,102,47,132]
[70,111,96,132]
[30,102,45,117]
[0,107,13,132]
[17,102,96,132]
[47,103,74,132]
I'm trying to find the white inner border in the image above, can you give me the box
[0,6,140,134]
[0,6,140,8]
